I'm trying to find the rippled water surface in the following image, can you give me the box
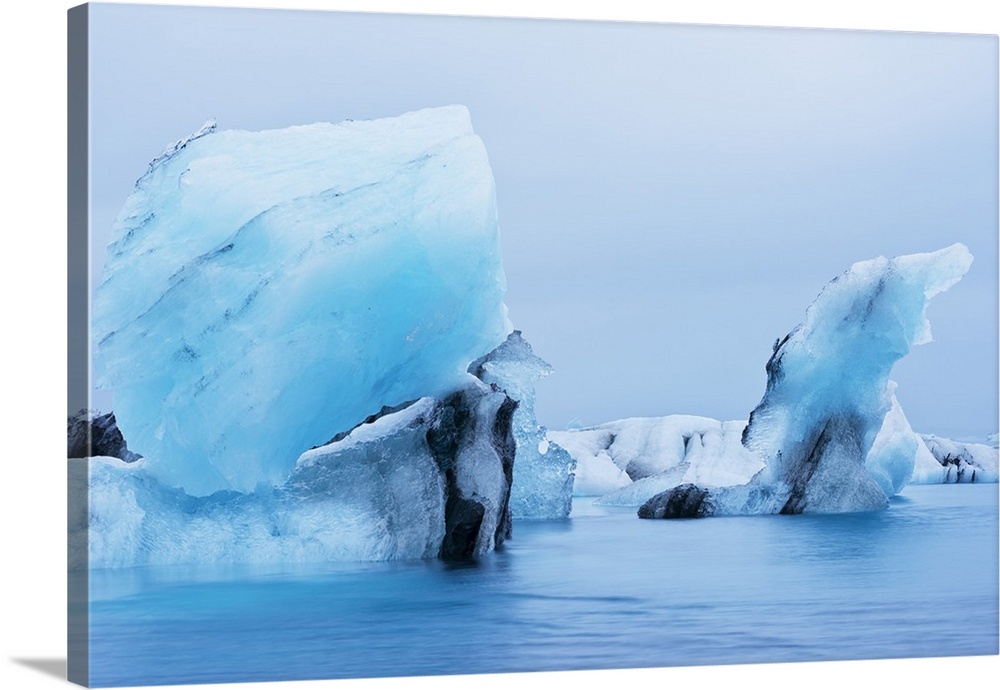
[83,484,998,686]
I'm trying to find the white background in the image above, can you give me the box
[1,2,997,690]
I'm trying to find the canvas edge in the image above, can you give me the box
[67,3,90,687]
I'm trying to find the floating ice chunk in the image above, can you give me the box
[93,107,510,496]
[642,244,973,518]
[470,331,575,518]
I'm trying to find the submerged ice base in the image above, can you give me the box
[93,107,510,496]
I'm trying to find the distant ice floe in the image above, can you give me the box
[911,435,999,484]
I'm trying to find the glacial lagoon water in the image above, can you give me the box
[83,484,998,687]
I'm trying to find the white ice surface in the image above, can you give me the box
[865,385,921,496]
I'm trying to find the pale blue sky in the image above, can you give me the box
[87,3,998,439]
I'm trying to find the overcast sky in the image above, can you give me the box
[86,3,998,439]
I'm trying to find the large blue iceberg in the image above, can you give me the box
[83,107,583,567]
[93,106,511,497]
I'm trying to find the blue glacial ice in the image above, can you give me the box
[470,331,575,518]
[863,384,928,496]
[92,106,511,496]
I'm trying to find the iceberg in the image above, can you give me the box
[638,244,974,518]
[92,106,510,496]
[470,331,575,518]
[80,109,590,567]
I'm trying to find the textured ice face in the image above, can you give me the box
[93,107,510,496]
[470,332,576,519]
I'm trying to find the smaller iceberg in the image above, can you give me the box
[635,244,974,518]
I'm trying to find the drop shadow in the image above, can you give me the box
[11,657,67,681]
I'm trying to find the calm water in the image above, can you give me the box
[82,484,999,687]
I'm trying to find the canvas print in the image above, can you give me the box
[67,3,999,687]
